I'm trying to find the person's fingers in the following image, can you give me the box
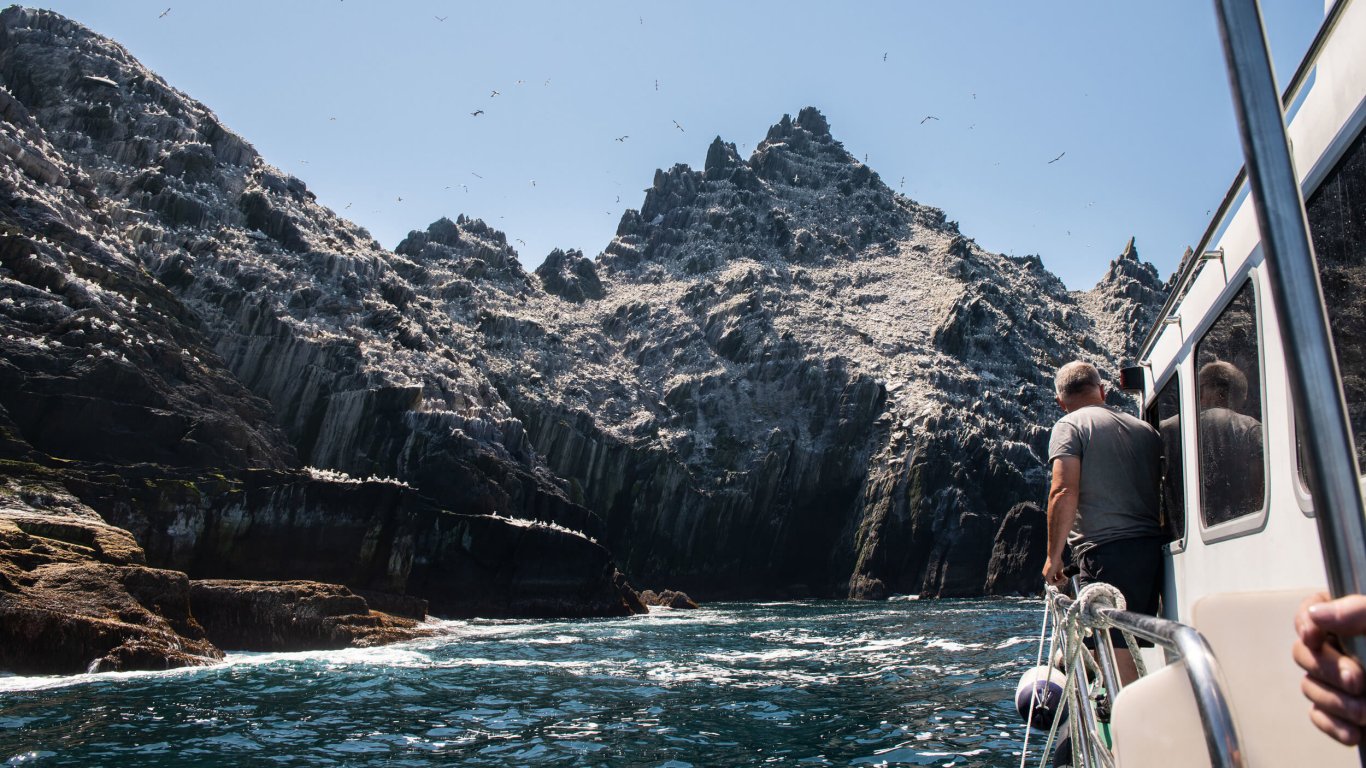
[1309,705,1362,746]
[1302,673,1366,726]
[1295,639,1366,694]
[1307,595,1366,636]
[1297,592,1332,650]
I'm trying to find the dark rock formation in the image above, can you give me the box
[1074,238,1168,362]
[0,506,222,674]
[984,502,1049,596]
[535,248,604,303]
[0,2,1170,633]
[471,108,1164,600]
[0,4,646,669]
[639,589,699,609]
[188,580,430,651]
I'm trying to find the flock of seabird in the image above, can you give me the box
[147,7,1073,243]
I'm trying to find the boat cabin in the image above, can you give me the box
[1045,1,1366,765]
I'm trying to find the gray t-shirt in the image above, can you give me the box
[1048,405,1163,554]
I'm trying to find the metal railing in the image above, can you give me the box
[1047,586,1245,768]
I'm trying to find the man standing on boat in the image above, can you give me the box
[1042,360,1164,684]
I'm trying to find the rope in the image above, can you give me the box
[1019,596,1053,768]
[1043,594,1090,766]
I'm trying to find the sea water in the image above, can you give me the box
[0,599,1046,767]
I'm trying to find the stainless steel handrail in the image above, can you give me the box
[1049,590,1245,768]
[1135,0,1349,364]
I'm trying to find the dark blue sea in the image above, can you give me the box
[0,599,1046,767]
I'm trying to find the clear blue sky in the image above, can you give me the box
[29,1,1322,289]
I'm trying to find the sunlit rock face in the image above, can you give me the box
[0,6,641,641]
[0,5,1166,619]
[471,107,1165,599]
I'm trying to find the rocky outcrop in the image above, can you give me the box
[470,108,1160,600]
[535,248,604,303]
[0,3,1169,628]
[984,502,1049,596]
[188,580,430,652]
[1074,238,1168,362]
[0,3,641,654]
[0,506,222,674]
[639,589,699,609]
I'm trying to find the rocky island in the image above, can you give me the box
[0,7,1166,674]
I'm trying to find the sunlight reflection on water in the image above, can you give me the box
[0,599,1040,767]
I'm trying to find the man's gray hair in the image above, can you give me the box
[1055,360,1102,398]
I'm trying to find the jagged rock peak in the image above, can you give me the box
[1097,236,1161,287]
[401,215,508,251]
[535,248,604,303]
[394,216,528,288]
[704,136,742,178]
[1075,237,1170,362]
[764,106,834,144]
[603,106,911,274]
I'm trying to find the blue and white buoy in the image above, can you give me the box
[1014,665,1067,729]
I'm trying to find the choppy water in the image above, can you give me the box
[0,599,1046,767]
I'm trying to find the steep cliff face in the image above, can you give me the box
[461,107,1164,599]
[0,6,1168,619]
[0,6,641,655]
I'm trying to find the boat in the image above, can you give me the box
[1018,1,1366,765]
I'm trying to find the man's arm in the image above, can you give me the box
[1043,455,1081,586]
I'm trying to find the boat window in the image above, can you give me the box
[1152,375,1184,543]
[1304,125,1366,476]
[1195,281,1266,528]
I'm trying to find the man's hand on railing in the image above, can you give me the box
[1042,556,1067,587]
[1293,591,1366,746]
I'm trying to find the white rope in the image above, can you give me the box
[1019,595,1053,768]
[1043,594,1091,766]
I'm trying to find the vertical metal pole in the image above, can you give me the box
[1093,628,1124,700]
[1212,0,1366,761]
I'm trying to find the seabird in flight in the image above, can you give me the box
[673,120,684,132]
[1048,151,1065,164]
[920,115,939,124]
[435,15,447,21]
[615,135,628,142]
[158,7,170,18]
[471,110,484,116]
[490,90,500,97]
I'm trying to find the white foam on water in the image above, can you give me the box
[925,638,983,652]
[0,660,214,693]
[522,634,583,645]
[700,648,815,663]
[994,636,1033,649]
[850,637,920,654]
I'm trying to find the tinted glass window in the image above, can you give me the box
[1152,375,1184,542]
[1195,281,1265,527]
[1306,126,1366,475]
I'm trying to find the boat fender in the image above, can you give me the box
[1015,665,1067,729]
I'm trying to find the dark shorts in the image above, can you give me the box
[1076,535,1164,648]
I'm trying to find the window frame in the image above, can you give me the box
[1147,366,1187,553]
[1195,272,1272,544]
[1291,98,1366,505]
